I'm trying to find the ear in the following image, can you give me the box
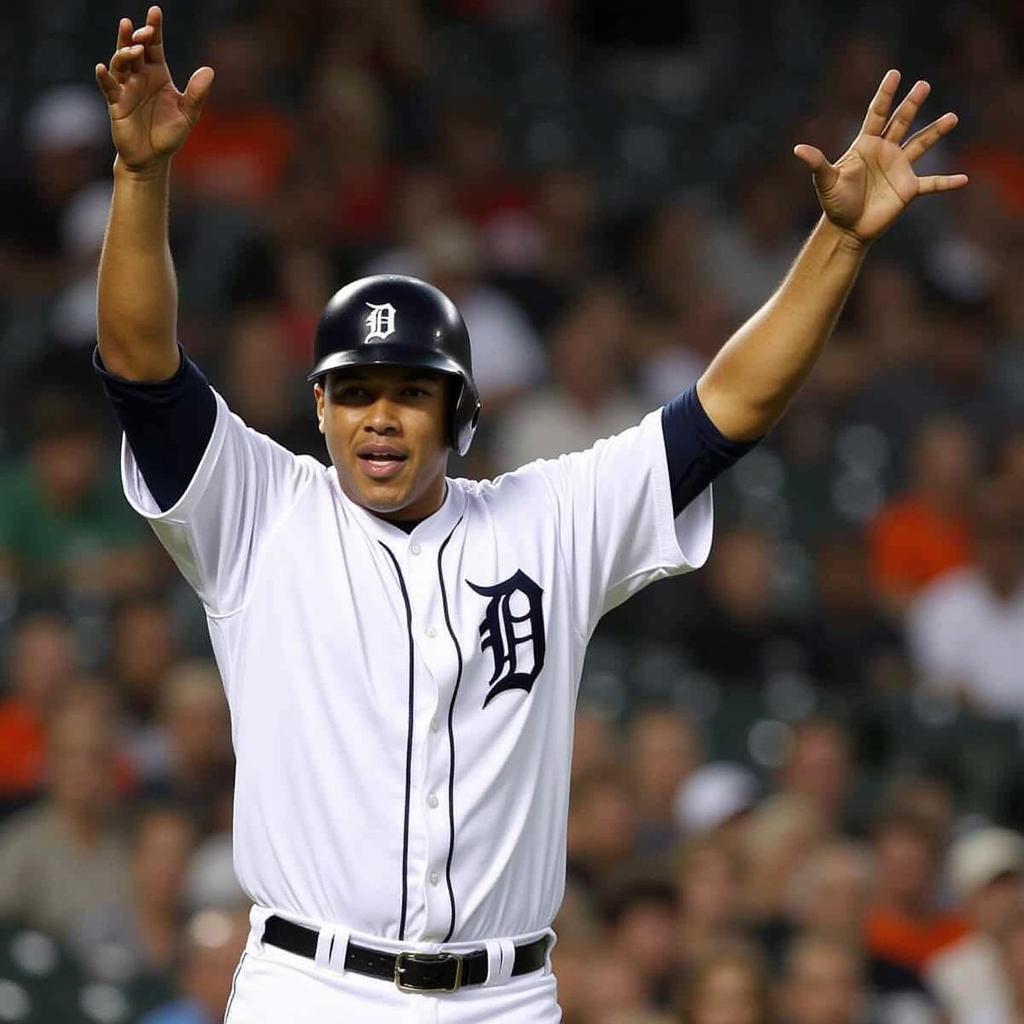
[314,383,325,435]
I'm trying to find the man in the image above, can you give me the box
[782,931,872,1024]
[0,699,129,944]
[93,6,966,1020]
[908,480,1024,718]
[927,827,1024,1024]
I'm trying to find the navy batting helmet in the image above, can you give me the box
[307,275,481,456]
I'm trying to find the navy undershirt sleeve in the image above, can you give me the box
[661,385,761,516]
[93,344,217,513]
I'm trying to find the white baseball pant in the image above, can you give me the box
[223,908,562,1023]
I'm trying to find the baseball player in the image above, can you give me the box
[93,7,966,1021]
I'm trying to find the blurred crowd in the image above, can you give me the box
[1,0,1023,1021]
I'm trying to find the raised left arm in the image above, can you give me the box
[697,70,968,442]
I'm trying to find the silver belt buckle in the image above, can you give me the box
[394,951,464,993]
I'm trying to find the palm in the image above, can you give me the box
[96,7,213,173]
[794,71,968,245]
[110,71,190,167]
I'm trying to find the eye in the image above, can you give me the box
[403,386,431,398]
[333,386,369,401]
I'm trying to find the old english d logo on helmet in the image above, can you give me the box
[364,302,396,342]
[308,275,481,456]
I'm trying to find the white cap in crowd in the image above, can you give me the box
[673,761,759,836]
[949,826,1024,902]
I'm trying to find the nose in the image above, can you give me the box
[364,396,400,435]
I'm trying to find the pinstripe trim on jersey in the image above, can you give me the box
[437,515,464,942]
[380,541,415,941]
[222,951,247,1022]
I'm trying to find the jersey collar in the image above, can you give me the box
[329,470,466,548]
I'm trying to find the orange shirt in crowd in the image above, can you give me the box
[174,106,295,207]
[962,144,1024,215]
[0,699,46,798]
[864,907,970,973]
[870,497,973,599]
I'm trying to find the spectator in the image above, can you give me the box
[742,794,828,924]
[0,698,130,943]
[0,393,153,597]
[676,835,745,969]
[627,708,702,858]
[803,532,908,692]
[780,932,870,1024]
[908,480,1024,718]
[72,805,195,997]
[673,762,759,845]
[493,285,646,470]
[927,827,1024,1024]
[139,908,250,1024]
[571,706,621,787]
[699,163,806,320]
[146,661,233,834]
[869,417,977,612]
[109,594,178,785]
[2,85,109,288]
[567,773,638,893]
[761,842,938,1021]
[605,877,680,1011]
[776,719,852,836]
[678,944,774,1024]
[438,97,538,269]
[864,811,968,975]
[0,612,78,813]
[679,526,795,687]
[172,25,294,208]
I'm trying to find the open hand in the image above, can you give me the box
[794,70,968,246]
[95,6,214,174]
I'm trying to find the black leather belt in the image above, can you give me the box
[262,915,548,993]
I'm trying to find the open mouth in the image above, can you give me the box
[357,446,409,481]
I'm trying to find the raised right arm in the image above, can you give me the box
[95,6,213,381]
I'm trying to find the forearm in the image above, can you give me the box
[697,216,868,441]
[96,156,180,381]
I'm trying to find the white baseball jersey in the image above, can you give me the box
[118,389,712,944]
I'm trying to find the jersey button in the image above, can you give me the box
[425,626,438,639]
[427,793,439,809]
[429,871,440,886]
[410,542,422,556]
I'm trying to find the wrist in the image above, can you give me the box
[113,154,172,183]
[817,215,870,257]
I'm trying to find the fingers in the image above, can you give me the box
[133,6,166,65]
[917,173,969,196]
[883,79,930,145]
[116,16,133,50]
[861,69,901,136]
[181,67,215,124]
[95,63,122,105]
[109,43,145,83]
[903,111,959,163]
[793,144,840,192]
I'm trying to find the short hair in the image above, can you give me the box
[679,942,774,1024]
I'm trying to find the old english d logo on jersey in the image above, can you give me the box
[364,302,397,342]
[467,570,546,707]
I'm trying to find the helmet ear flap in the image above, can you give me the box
[450,378,481,456]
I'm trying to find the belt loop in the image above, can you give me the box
[315,925,350,974]
[483,938,516,986]
[248,906,273,951]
